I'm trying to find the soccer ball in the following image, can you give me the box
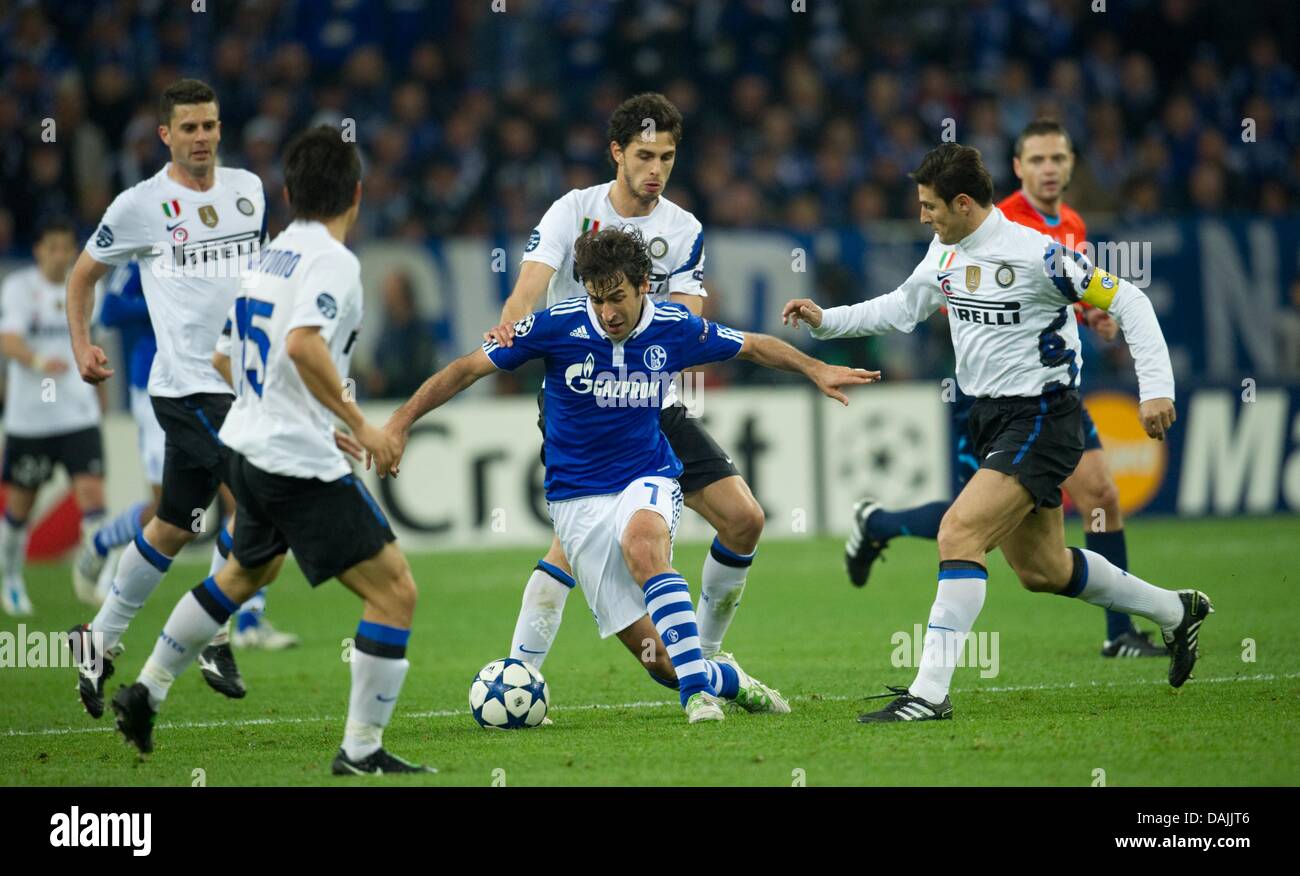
[469,658,549,729]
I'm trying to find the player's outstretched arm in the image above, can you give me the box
[284,325,399,476]
[782,262,942,340]
[379,348,499,472]
[484,261,557,347]
[738,332,880,405]
[66,251,115,384]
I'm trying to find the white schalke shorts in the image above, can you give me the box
[130,386,165,486]
[548,476,683,639]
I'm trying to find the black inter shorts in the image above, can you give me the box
[535,389,739,494]
[952,394,1101,488]
[1080,404,1103,452]
[967,390,1085,509]
[150,393,234,529]
[659,404,739,494]
[227,453,395,586]
[1,427,103,489]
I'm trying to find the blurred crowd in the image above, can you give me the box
[2,0,1299,392]
[4,0,1299,248]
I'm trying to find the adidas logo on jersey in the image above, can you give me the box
[569,325,591,339]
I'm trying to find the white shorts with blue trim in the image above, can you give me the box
[548,476,683,639]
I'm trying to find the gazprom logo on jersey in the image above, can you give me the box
[563,353,702,410]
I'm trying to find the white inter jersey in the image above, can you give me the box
[0,267,101,437]
[523,181,706,306]
[813,207,1175,402]
[86,163,265,398]
[219,221,363,482]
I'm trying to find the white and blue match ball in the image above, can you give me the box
[469,658,550,729]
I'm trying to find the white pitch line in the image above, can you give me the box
[4,671,1296,740]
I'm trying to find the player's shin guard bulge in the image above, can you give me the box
[908,561,988,706]
[510,561,574,668]
[93,533,173,653]
[138,577,235,711]
[699,537,752,657]
[342,621,413,763]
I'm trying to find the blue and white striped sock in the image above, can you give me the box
[643,572,711,705]
[706,659,740,699]
[645,659,739,699]
[92,502,147,557]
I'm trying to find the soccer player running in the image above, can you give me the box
[65,79,274,717]
[783,144,1211,723]
[485,94,766,680]
[845,120,1164,659]
[0,218,108,616]
[384,227,876,722]
[111,126,429,775]
[69,262,163,607]
[77,261,299,647]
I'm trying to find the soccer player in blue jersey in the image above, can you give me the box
[379,228,878,722]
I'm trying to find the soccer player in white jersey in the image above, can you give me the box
[782,144,1212,723]
[0,218,107,616]
[111,126,429,774]
[383,227,876,722]
[64,79,272,718]
[486,93,766,688]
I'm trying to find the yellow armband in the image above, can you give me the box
[1080,269,1120,310]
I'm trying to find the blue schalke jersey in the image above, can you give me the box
[483,298,744,501]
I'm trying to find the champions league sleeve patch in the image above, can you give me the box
[525,228,541,253]
[316,293,338,319]
[513,314,535,336]
[95,225,114,248]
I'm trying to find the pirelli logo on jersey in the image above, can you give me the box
[153,230,261,279]
[946,295,1022,326]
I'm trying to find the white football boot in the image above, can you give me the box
[685,691,725,723]
[712,651,791,714]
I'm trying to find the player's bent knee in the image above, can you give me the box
[1015,568,1057,592]
[216,561,266,604]
[387,572,418,625]
[542,537,572,573]
[937,512,981,560]
[142,515,195,555]
[721,497,764,553]
[1093,479,1122,520]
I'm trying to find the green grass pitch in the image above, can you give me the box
[2,516,1297,786]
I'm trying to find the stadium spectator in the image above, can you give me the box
[365,271,436,400]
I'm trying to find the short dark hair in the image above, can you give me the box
[282,125,361,221]
[573,227,652,295]
[909,143,994,207]
[159,78,218,125]
[34,215,75,243]
[1014,118,1074,157]
[606,93,683,163]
